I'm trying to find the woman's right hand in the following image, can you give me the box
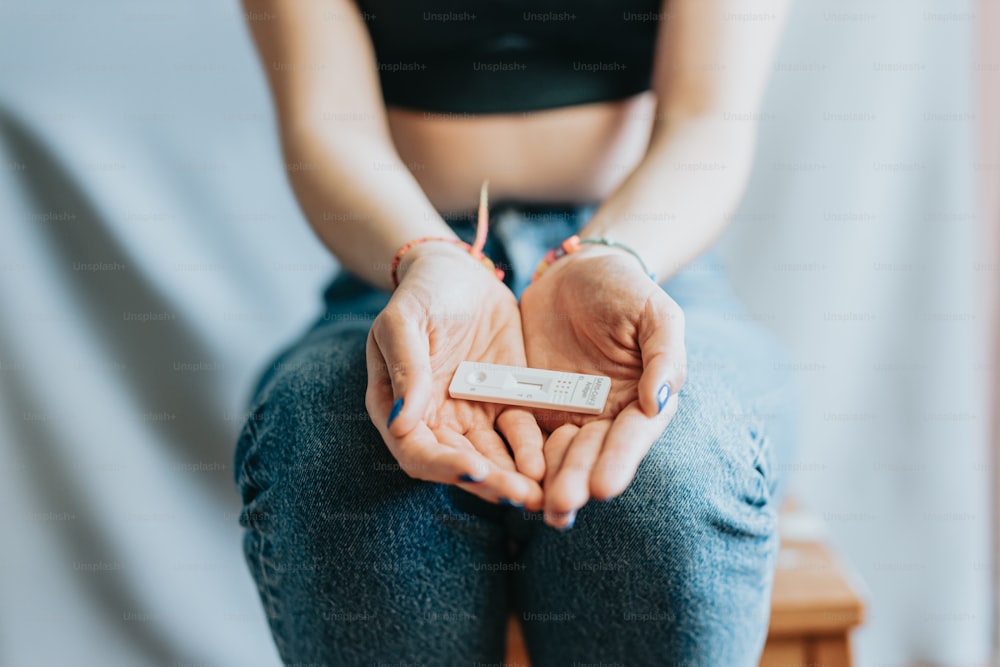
[365,242,546,510]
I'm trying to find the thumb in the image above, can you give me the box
[636,295,687,418]
[367,311,434,438]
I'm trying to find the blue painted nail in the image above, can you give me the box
[656,383,671,414]
[459,473,483,483]
[387,397,404,428]
[557,510,577,531]
[498,497,524,509]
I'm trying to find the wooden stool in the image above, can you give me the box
[760,501,866,666]
[504,501,867,667]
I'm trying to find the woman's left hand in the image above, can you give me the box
[519,248,687,529]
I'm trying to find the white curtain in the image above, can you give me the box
[719,0,991,663]
[0,0,989,665]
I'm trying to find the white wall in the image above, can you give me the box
[720,0,991,663]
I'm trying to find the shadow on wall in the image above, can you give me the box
[0,103,242,662]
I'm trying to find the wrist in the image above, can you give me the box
[569,242,635,261]
[395,239,464,283]
[392,181,506,288]
[395,240,505,287]
[531,234,656,284]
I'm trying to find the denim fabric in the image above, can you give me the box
[234,201,799,667]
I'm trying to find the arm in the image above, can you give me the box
[242,0,546,508]
[242,0,458,292]
[520,0,792,527]
[577,0,792,280]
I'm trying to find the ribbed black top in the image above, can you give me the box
[352,1,663,114]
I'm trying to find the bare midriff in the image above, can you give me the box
[385,90,657,215]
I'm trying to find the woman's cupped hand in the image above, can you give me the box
[366,242,546,510]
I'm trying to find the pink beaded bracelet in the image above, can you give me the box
[531,235,657,283]
[390,181,506,288]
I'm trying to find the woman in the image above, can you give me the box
[234,0,795,664]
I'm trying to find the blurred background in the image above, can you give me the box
[0,0,992,665]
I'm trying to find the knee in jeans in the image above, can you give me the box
[595,370,779,547]
[234,328,376,528]
[233,327,475,558]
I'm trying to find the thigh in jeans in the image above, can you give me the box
[233,295,511,665]
[512,253,796,667]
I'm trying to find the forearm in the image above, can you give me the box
[578,114,756,281]
[283,127,457,292]
[242,0,456,292]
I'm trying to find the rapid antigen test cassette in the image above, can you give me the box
[448,361,611,414]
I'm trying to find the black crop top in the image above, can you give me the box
[352,1,663,114]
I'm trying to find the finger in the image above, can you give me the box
[463,427,518,472]
[433,426,479,453]
[541,423,579,487]
[462,468,545,512]
[369,310,434,438]
[540,424,578,527]
[365,329,400,432]
[545,421,609,522]
[636,295,687,418]
[390,423,493,484]
[432,428,543,509]
[496,408,546,482]
[590,395,680,501]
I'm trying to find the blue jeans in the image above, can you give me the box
[234,202,798,666]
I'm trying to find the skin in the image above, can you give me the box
[366,243,546,511]
[519,248,686,525]
[243,0,791,528]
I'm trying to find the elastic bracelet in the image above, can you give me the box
[390,181,505,288]
[390,237,503,288]
[530,235,657,283]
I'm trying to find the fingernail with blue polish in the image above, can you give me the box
[459,473,484,483]
[656,383,671,414]
[498,497,524,509]
[558,510,577,531]
[387,397,404,428]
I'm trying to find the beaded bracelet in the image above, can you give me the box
[530,234,657,283]
[390,181,506,288]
